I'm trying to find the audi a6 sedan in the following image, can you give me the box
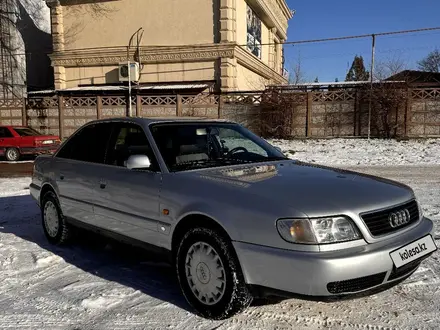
[30,117,437,319]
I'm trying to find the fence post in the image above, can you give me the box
[176,94,182,116]
[354,90,360,136]
[21,98,27,126]
[58,95,64,139]
[217,94,223,119]
[306,92,312,137]
[404,88,412,137]
[97,95,102,119]
[136,94,141,117]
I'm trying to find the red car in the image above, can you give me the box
[0,126,61,161]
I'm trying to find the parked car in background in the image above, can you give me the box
[30,118,436,319]
[0,126,60,161]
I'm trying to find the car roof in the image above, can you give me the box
[89,117,234,126]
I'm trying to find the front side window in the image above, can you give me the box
[105,123,159,171]
[56,123,112,163]
[150,123,286,172]
[13,127,41,136]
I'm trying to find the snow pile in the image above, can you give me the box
[269,138,440,166]
[0,177,31,197]
[0,164,440,329]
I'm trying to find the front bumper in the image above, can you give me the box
[234,217,435,297]
[29,183,41,206]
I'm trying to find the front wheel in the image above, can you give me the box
[176,227,253,319]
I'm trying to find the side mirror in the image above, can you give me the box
[126,155,151,170]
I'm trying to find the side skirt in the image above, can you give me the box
[65,216,173,264]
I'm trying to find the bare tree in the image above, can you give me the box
[418,49,440,73]
[374,53,408,80]
[0,0,45,98]
[289,52,306,85]
[362,81,408,138]
[0,0,116,99]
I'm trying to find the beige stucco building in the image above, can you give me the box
[46,0,292,92]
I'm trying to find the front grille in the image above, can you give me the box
[361,200,419,237]
[327,272,386,294]
[388,260,421,281]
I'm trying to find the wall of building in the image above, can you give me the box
[64,61,216,88]
[236,63,267,91]
[235,0,281,78]
[62,0,215,50]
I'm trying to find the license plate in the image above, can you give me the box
[390,235,437,268]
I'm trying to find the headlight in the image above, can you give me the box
[276,216,361,244]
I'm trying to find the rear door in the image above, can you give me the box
[54,123,113,225]
[93,122,163,245]
[0,127,16,155]
[10,127,38,149]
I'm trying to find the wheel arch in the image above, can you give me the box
[171,213,233,259]
[40,182,58,205]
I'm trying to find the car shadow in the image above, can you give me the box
[0,194,193,313]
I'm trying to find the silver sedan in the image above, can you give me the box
[30,117,437,319]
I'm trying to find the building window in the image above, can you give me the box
[246,5,262,59]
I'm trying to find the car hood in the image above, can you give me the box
[191,161,414,217]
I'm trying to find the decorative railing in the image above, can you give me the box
[64,97,97,107]
[102,96,127,106]
[312,90,356,102]
[0,98,24,108]
[140,95,177,106]
[412,89,440,100]
[182,93,219,105]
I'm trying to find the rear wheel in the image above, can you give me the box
[176,227,253,319]
[5,147,20,161]
[41,191,71,245]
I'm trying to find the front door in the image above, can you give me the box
[54,122,113,225]
[93,122,162,245]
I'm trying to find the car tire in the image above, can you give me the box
[41,191,71,245]
[5,147,20,161]
[176,227,253,319]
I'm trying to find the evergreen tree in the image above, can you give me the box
[314,77,319,83]
[345,55,370,81]
[335,78,339,82]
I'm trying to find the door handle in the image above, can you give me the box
[60,174,64,180]
[99,180,107,189]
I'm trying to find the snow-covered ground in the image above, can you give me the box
[269,138,440,166]
[1,138,440,329]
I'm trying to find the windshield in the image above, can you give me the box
[150,122,287,172]
[13,127,42,137]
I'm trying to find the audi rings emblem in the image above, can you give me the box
[389,209,411,228]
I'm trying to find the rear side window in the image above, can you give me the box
[13,127,41,136]
[57,123,113,163]
[0,127,14,138]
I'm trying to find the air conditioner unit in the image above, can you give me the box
[119,62,140,82]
